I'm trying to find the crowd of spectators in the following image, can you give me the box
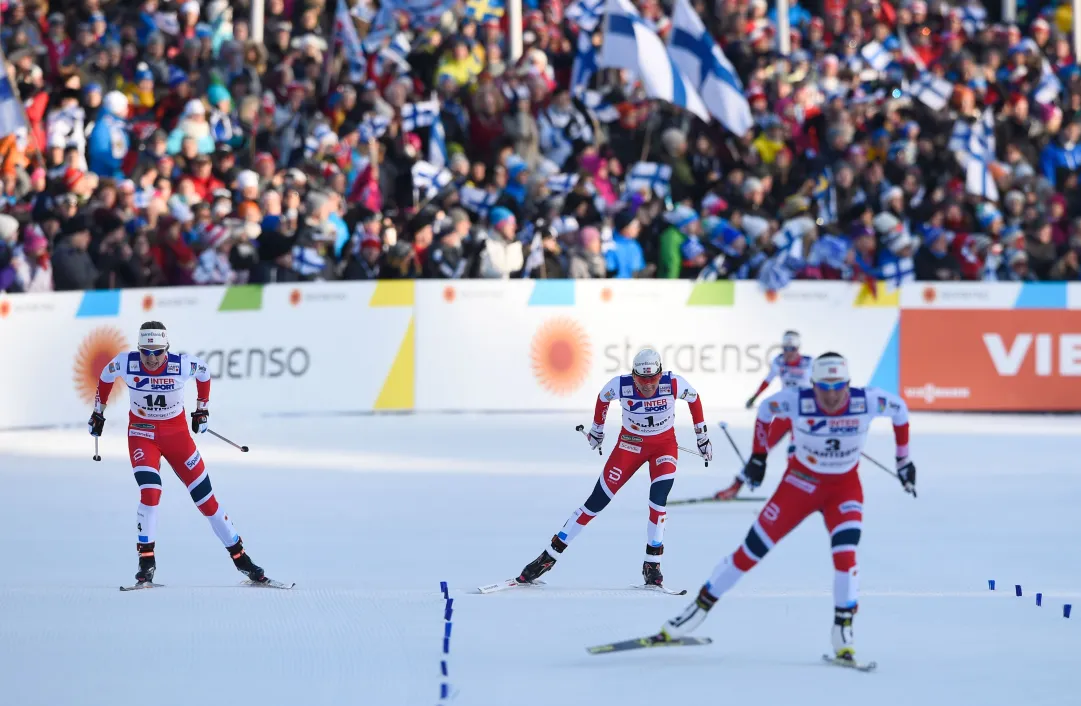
[0,0,1080,295]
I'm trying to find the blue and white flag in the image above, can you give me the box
[582,90,620,123]
[566,0,604,32]
[966,158,999,201]
[428,114,448,169]
[598,0,709,122]
[958,3,986,36]
[0,54,28,139]
[667,0,751,136]
[359,114,390,142]
[1034,58,1062,105]
[334,0,367,81]
[949,108,995,165]
[571,28,598,95]
[412,160,452,200]
[459,185,499,216]
[363,0,454,52]
[547,173,579,194]
[624,162,672,198]
[292,245,327,277]
[860,40,891,72]
[907,72,953,111]
[401,99,440,132]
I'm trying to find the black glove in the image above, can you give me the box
[741,453,767,489]
[88,411,105,437]
[897,457,916,495]
[191,409,209,434]
[745,396,757,410]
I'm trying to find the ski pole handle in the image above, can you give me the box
[574,424,602,455]
[208,429,249,453]
[717,421,747,466]
[93,436,101,462]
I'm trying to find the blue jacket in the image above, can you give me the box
[86,113,129,179]
[605,235,645,279]
[1040,140,1081,187]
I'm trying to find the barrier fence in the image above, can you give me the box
[1,280,1077,427]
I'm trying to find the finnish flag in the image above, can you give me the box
[966,159,999,202]
[1035,59,1062,105]
[908,72,953,112]
[860,41,892,72]
[571,29,598,95]
[582,90,620,123]
[667,0,751,136]
[458,185,499,216]
[624,162,672,198]
[598,0,709,122]
[412,160,452,200]
[547,173,579,194]
[566,0,604,32]
[401,99,440,132]
[359,114,390,142]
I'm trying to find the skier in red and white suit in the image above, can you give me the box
[716,330,812,500]
[660,352,916,665]
[88,321,274,587]
[515,348,713,589]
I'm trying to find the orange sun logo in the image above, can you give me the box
[0,298,10,318]
[765,289,779,303]
[530,318,592,396]
[922,286,936,304]
[600,287,612,303]
[142,294,154,311]
[443,286,456,303]
[73,326,129,405]
[290,289,302,306]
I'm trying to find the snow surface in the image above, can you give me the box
[0,410,1077,705]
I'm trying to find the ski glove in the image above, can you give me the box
[694,423,713,462]
[744,396,757,410]
[191,409,209,434]
[88,411,105,437]
[741,453,767,489]
[897,457,916,494]
[587,423,604,454]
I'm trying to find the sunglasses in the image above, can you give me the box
[814,380,848,391]
[140,348,166,357]
[634,372,662,384]
[783,346,798,352]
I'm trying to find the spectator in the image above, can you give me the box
[606,209,647,279]
[915,229,962,281]
[478,207,524,278]
[568,226,607,279]
[51,216,98,290]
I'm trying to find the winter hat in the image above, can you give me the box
[103,91,129,117]
[236,170,259,190]
[183,99,206,117]
[207,84,232,108]
[613,208,637,233]
[489,207,515,228]
[579,226,601,247]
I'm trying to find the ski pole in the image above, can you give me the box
[717,421,747,466]
[208,429,249,453]
[860,452,916,498]
[575,425,705,463]
[93,436,101,462]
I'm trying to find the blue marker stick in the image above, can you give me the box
[988,580,995,591]
[1036,593,1042,607]
[1015,584,1022,597]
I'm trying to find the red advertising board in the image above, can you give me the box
[900,310,1081,411]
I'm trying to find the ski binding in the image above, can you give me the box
[477,578,546,594]
[630,584,688,595]
[587,633,712,654]
[242,578,295,589]
[822,654,877,672]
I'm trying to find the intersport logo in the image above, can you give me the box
[983,333,1081,376]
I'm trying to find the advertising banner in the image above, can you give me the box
[900,308,1081,411]
[414,281,899,411]
[0,282,415,429]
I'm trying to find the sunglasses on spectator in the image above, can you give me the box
[814,380,847,391]
[140,348,166,357]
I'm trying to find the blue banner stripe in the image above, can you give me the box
[528,280,575,306]
[1014,282,1067,309]
[76,290,122,318]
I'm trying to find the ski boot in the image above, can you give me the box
[135,542,156,585]
[831,607,857,661]
[226,538,267,583]
[661,585,718,639]
[516,535,566,584]
[643,545,664,586]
